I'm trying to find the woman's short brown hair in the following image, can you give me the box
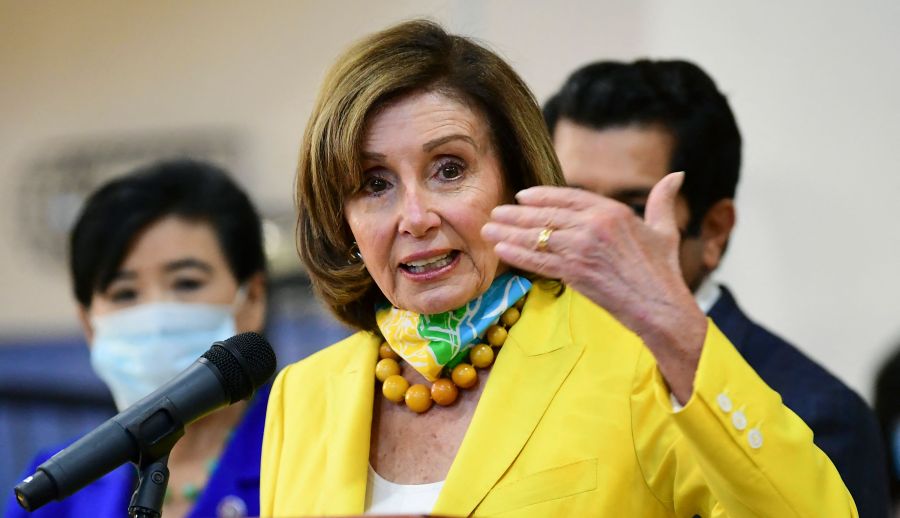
[296,19,564,331]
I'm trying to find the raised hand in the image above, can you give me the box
[482,172,707,402]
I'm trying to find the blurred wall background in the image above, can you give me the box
[1,1,898,407]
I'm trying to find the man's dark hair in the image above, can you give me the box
[70,159,266,307]
[544,59,742,234]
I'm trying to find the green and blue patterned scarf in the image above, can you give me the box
[375,272,531,382]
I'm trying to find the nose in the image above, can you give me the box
[397,185,440,237]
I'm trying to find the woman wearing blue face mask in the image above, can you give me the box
[6,159,269,518]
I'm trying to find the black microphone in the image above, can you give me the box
[13,332,276,512]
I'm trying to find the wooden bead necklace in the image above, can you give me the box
[374,295,526,413]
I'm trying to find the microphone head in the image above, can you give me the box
[14,471,54,512]
[202,332,276,402]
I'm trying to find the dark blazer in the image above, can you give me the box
[710,286,890,518]
[5,385,270,518]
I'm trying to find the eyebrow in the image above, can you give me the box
[109,270,137,283]
[109,258,213,283]
[423,134,478,152]
[164,258,214,273]
[360,134,479,163]
[361,151,385,161]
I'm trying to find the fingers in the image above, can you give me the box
[495,186,625,229]
[482,222,561,252]
[490,204,577,230]
[492,241,567,279]
[514,186,619,210]
[643,171,684,236]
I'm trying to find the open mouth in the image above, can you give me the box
[400,250,460,274]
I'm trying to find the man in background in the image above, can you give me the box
[544,60,888,517]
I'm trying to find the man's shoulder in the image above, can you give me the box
[710,286,866,411]
[711,286,891,518]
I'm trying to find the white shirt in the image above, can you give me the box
[694,277,722,315]
[364,464,445,515]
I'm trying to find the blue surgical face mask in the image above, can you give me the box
[90,300,240,411]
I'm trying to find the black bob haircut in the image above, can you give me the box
[70,159,266,307]
[543,59,742,235]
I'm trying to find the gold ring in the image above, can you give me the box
[535,227,553,251]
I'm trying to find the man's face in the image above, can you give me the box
[552,119,709,291]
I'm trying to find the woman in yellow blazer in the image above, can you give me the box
[262,20,856,517]
[264,284,853,516]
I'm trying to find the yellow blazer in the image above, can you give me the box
[261,283,856,517]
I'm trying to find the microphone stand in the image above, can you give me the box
[128,454,170,518]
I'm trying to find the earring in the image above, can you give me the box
[348,241,363,264]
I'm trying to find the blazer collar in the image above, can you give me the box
[434,283,584,516]
[319,284,582,516]
[322,334,378,514]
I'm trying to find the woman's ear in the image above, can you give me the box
[78,305,95,344]
[235,272,268,333]
[699,198,736,272]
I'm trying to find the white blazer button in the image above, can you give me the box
[731,410,747,431]
[716,393,733,413]
[748,428,764,449]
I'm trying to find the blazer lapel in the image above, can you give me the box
[433,284,584,516]
[321,336,378,515]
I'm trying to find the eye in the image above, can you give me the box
[361,172,392,196]
[435,158,465,181]
[108,287,138,304]
[173,277,205,292]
